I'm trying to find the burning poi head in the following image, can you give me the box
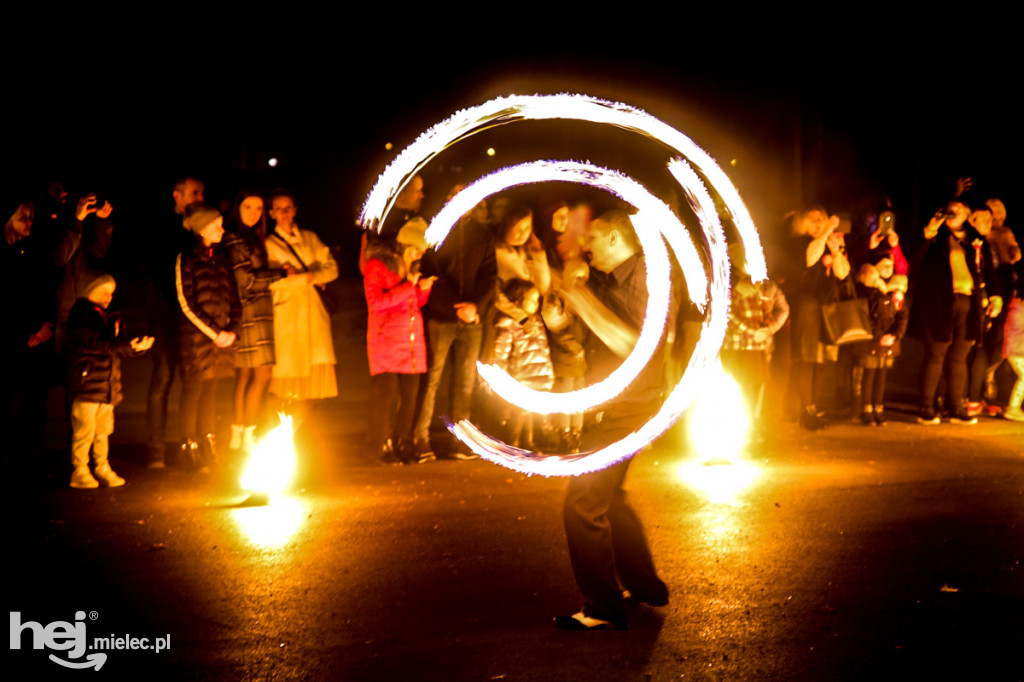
[360,94,764,477]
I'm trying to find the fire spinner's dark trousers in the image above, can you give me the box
[563,403,668,624]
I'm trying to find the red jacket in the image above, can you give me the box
[364,256,430,375]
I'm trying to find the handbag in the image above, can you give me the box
[821,278,873,346]
[272,231,338,315]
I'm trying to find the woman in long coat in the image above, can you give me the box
[265,189,338,402]
[223,189,282,450]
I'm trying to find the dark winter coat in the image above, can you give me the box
[66,298,139,405]
[421,218,496,323]
[853,285,909,359]
[175,244,240,378]
[908,224,1000,343]
[54,213,114,350]
[364,242,430,375]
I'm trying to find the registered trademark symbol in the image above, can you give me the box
[89,611,98,620]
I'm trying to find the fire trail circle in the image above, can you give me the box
[359,94,764,477]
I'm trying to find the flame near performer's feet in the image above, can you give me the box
[240,413,298,502]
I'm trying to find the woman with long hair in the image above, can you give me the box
[222,189,282,451]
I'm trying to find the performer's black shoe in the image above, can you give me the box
[553,612,626,630]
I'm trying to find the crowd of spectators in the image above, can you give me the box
[3,171,1023,492]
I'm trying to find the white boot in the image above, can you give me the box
[70,466,99,489]
[94,463,126,487]
[242,425,257,452]
[229,424,243,450]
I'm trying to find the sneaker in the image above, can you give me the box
[94,464,126,487]
[965,401,982,417]
[917,407,940,425]
[948,411,978,425]
[413,439,436,464]
[1002,406,1024,423]
[873,406,887,426]
[449,442,480,461]
[70,466,99,489]
[860,407,875,426]
[983,402,1003,418]
[799,408,828,431]
[180,439,200,469]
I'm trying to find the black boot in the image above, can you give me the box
[199,433,217,471]
[180,439,200,470]
[378,438,402,466]
[850,365,864,420]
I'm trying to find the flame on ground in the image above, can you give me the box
[240,413,298,497]
[677,361,761,505]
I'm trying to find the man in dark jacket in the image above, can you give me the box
[410,198,497,462]
[140,177,204,467]
[67,273,153,488]
[555,210,668,630]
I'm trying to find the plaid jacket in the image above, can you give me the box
[722,278,789,352]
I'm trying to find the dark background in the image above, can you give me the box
[5,19,1019,276]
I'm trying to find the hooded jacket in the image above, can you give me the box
[66,298,139,405]
[364,241,430,375]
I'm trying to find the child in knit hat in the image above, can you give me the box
[67,272,154,488]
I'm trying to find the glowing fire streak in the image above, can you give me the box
[240,414,298,496]
[360,94,765,476]
[431,161,685,415]
[360,95,763,274]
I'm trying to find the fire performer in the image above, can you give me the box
[555,210,669,630]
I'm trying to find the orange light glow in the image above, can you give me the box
[230,496,308,549]
[677,361,762,505]
[240,414,298,497]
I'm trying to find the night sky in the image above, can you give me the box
[6,21,1018,273]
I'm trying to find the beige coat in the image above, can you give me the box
[266,226,338,398]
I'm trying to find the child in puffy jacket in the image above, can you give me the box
[493,278,554,449]
[852,258,909,425]
[67,273,153,488]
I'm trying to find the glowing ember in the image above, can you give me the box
[360,94,765,476]
[240,414,298,497]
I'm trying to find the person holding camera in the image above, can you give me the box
[908,199,1002,424]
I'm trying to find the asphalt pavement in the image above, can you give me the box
[7,279,1023,681]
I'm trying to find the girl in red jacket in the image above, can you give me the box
[363,219,434,464]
